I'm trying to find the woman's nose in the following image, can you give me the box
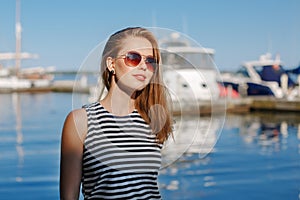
[138,58,148,71]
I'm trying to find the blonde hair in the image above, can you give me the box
[100,27,173,144]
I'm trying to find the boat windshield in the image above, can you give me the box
[254,65,295,87]
[236,66,250,77]
[161,51,214,70]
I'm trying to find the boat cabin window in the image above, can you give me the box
[161,51,214,70]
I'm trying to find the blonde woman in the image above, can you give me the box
[60,27,173,200]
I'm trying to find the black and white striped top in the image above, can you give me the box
[82,102,162,200]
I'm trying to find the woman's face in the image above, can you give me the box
[113,37,155,94]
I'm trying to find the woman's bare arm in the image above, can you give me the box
[60,108,87,200]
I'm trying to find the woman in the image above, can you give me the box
[60,27,173,200]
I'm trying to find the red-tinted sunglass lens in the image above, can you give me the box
[125,52,141,67]
[145,57,156,72]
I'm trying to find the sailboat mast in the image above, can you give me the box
[15,0,21,77]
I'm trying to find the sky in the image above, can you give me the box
[0,0,299,72]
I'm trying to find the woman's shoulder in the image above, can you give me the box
[67,108,86,119]
[64,108,87,129]
[63,108,88,142]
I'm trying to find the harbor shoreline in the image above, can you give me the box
[1,81,300,114]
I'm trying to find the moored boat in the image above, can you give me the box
[0,0,55,92]
[221,53,299,99]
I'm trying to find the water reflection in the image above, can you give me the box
[161,115,223,168]
[12,93,24,181]
[298,124,300,140]
[226,111,300,154]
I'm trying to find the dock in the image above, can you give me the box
[0,80,90,94]
[250,96,300,112]
[171,96,300,116]
[50,80,90,93]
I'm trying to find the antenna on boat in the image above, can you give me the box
[15,0,21,77]
[267,33,272,54]
[182,15,188,35]
[275,53,281,64]
[151,10,157,28]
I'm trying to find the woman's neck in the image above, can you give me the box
[100,84,135,116]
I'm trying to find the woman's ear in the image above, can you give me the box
[106,57,115,73]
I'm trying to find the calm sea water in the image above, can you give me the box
[0,92,299,200]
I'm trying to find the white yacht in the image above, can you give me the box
[159,33,220,104]
[0,66,54,91]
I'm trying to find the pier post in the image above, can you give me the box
[280,73,288,97]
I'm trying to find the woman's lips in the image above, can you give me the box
[133,74,146,81]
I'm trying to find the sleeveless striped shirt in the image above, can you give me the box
[82,102,162,200]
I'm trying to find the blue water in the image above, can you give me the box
[0,93,299,200]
